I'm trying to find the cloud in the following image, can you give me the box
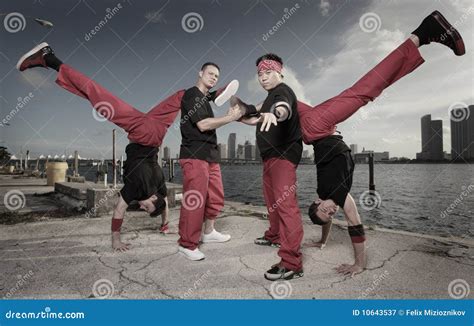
[319,0,331,16]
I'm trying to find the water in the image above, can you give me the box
[79,163,474,238]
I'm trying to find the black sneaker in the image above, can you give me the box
[412,10,465,56]
[254,236,280,248]
[16,42,54,71]
[264,264,304,281]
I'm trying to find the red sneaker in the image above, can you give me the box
[16,42,54,71]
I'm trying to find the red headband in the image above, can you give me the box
[257,59,283,73]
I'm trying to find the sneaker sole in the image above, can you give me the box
[214,79,239,106]
[264,271,304,281]
[16,42,49,71]
[178,251,205,261]
[201,236,231,243]
[432,10,465,56]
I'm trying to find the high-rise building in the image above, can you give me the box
[163,146,170,160]
[416,114,443,160]
[236,144,245,159]
[218,143,228,159]
[451,105,474,161]
[244,140,255,160]
[254,139,261,161]
[350,144,358,154]
[228,133,236,159]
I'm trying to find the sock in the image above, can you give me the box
[111,218,123,233]
[44,53,63,71]
[348,224,366,243]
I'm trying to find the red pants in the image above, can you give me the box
[262,158,303,271]
[298,39,425,144]
[178,159,225,250]
[56,64,184,147]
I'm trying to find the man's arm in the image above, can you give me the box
[335,193,367,276]
[111,196,130,252]
[196,109,240,132]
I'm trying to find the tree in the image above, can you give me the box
[0,146,12,166]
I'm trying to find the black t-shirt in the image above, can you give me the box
[312,134,350,164]
[316,151,354,207]
[120,143,167,204]
[256,83,302,165]
[179,86,220,162]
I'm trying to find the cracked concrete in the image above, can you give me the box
[0,201,473,299]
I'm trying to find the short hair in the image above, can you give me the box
[149,195,167,217]
[308,202,330,225]
[256,53,283,66]
[201,62,220,72]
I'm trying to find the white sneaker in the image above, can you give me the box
[201,229,231,243]
[178,246,205,261]
[214,80,239,106]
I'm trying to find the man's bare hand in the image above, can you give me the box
[335,263,364,277]
[112,232,131,252]
[227,105,243,121]
[259,113,277,131]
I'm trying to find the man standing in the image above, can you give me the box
[238,54,304,281]
[16,44,237,252]
[177,63,242,261]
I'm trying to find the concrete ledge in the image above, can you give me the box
[86,188,119,217]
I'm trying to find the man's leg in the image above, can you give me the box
[298,38,424,143]
[201,163,231,242]
[178,159,209,252]
[17,43,178,147]
[260,158,281,245]
[264,159,303,277]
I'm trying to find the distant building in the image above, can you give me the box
[350,144,358,154]
[354,148,390,163]
[254,140,261,161]
[163,146,170,160]
[228,133,236,159]
[416,114,443,161]
[218,143,227,159]
[244,141,255,160]
[451,105,473,161]
[236,144,245,160]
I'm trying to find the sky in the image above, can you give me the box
[1,0,473,160]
